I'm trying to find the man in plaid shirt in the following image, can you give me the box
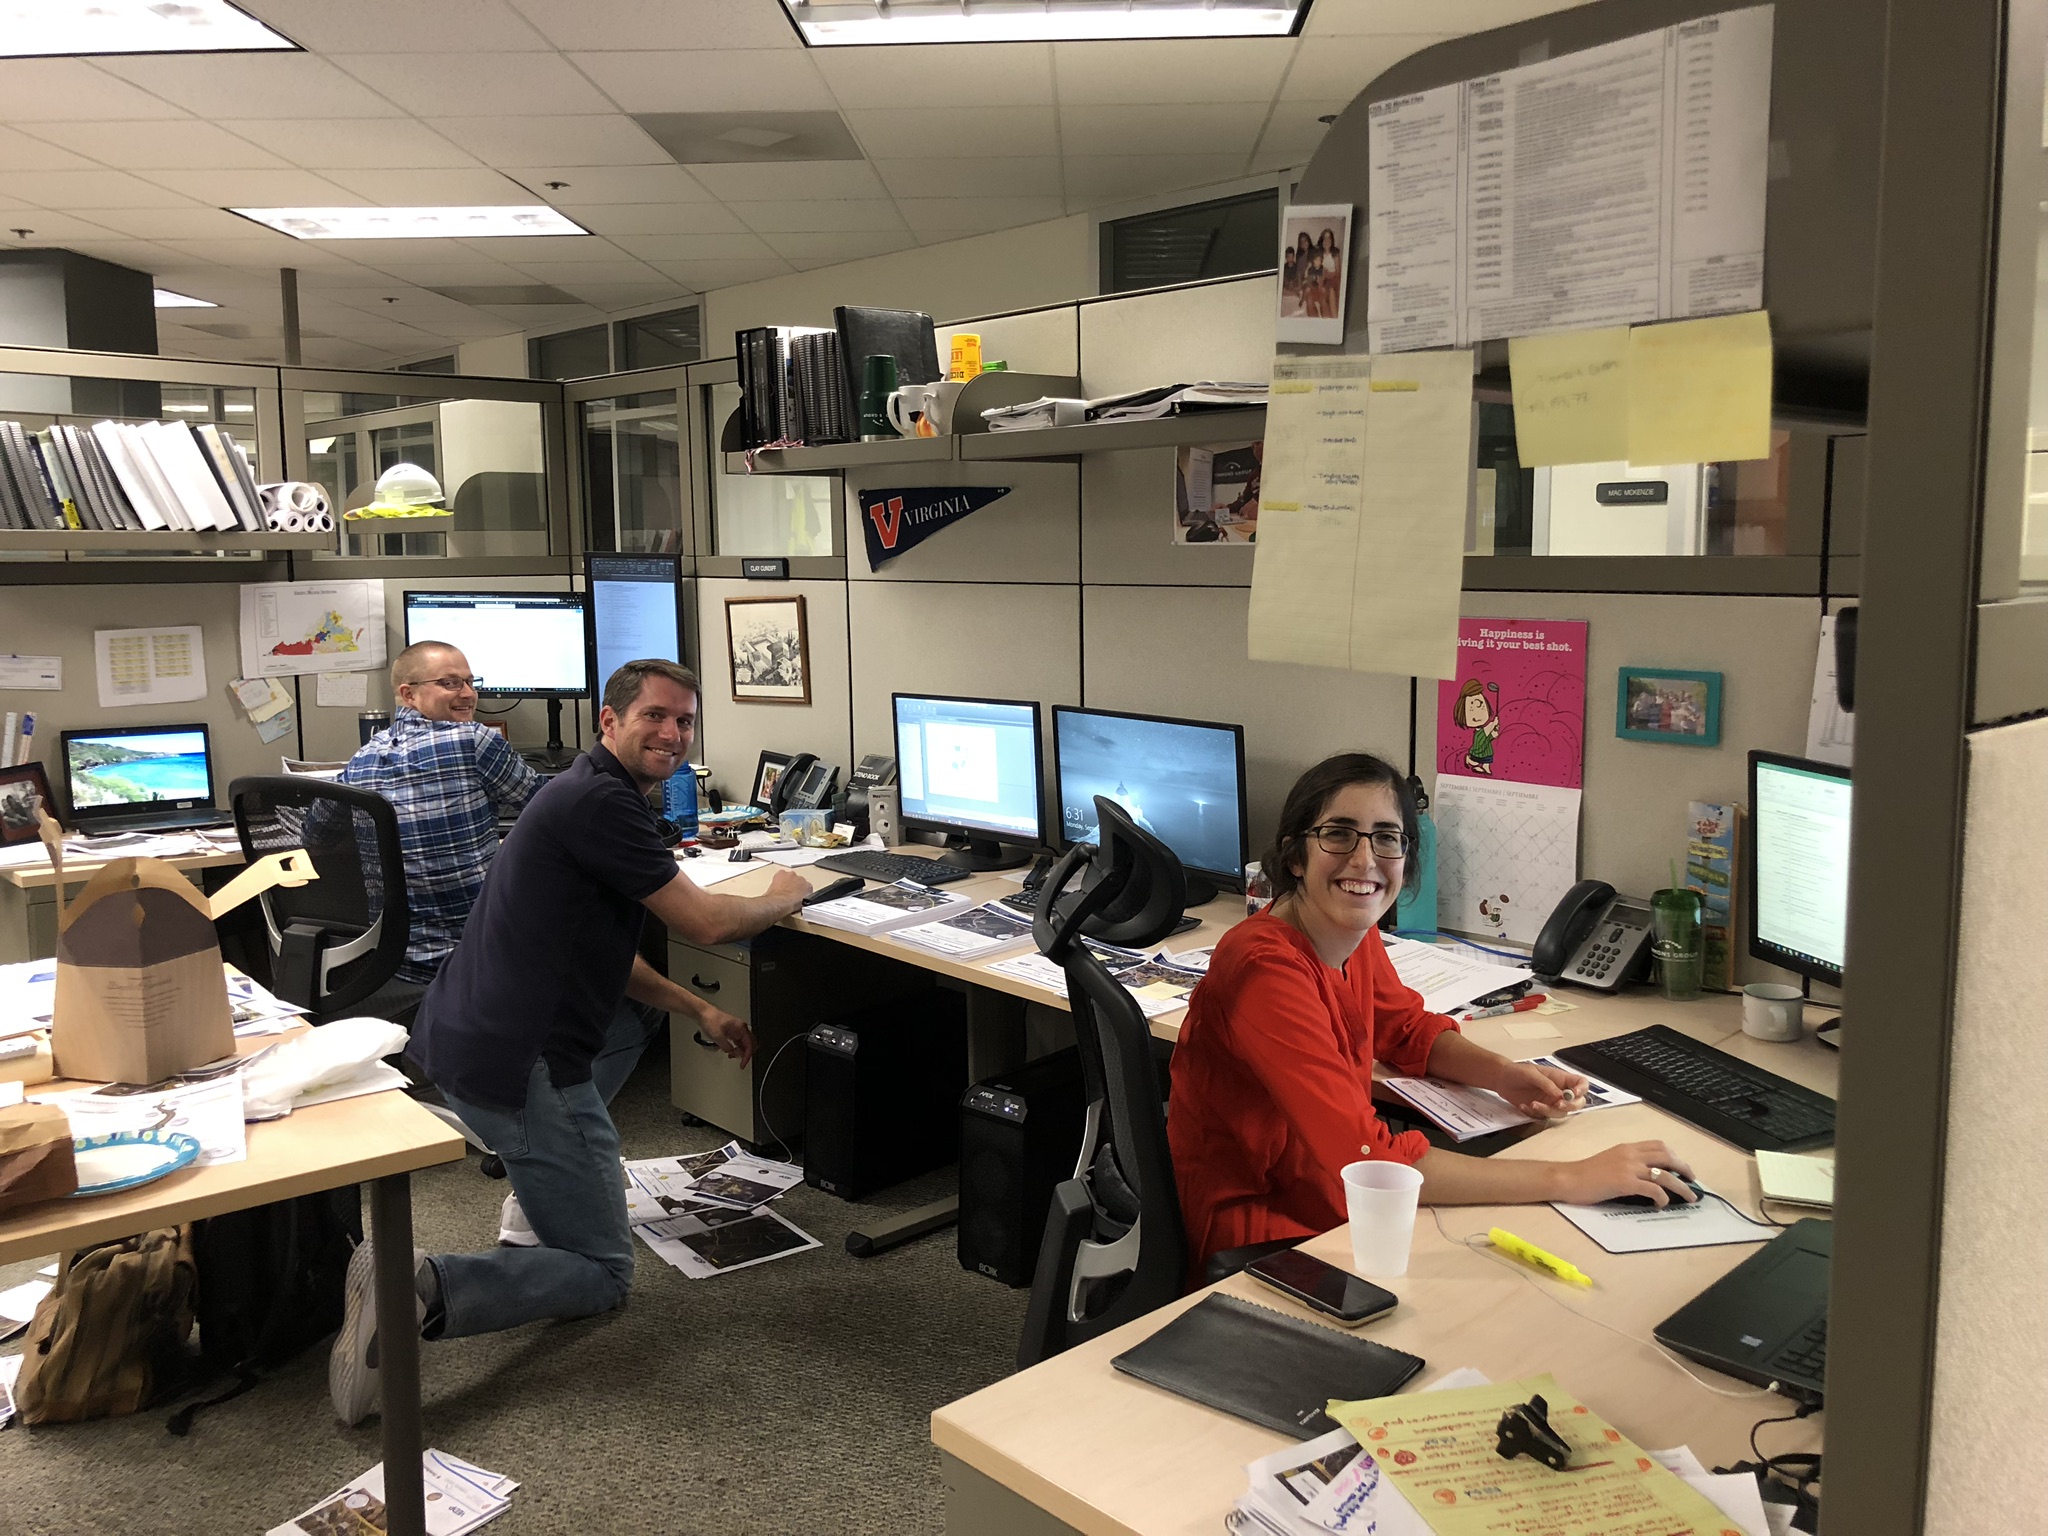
[343,640,541,999]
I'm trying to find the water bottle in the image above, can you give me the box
[661,762,699,842]
[1394,776,1438,933]
[1244,860,1274,916]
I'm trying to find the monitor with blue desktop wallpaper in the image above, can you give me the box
[1051,705,1248,904]
[893,693,1043,870]
[1747,750,1852,987]
[62,724,215,824]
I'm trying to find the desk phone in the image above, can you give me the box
[1531,879,1655,991]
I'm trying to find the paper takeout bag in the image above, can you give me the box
[0,1102,78,1214]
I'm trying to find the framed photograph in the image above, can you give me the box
[751,749,793,811]
[726,595,811,705]
[1275,203,1353,345]
[1615,667,1722,746]
[0,762,55,845]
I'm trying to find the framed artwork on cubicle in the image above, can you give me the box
[726,595,811,705]
[0,762,56,845]
[751,749,793,811]
[1614,667,1722,746]
[1275,203,1352,345]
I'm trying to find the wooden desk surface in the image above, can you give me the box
[1,847,244,892]
[930,986,1836,1536]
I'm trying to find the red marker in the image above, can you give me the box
[1465,994,1547,1020]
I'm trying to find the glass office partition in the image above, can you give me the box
[582,390,683,554]
[704,381,836,558]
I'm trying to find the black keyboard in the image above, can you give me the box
[1556,1024,1836,1152]
[999,887,1045,914]
[1772,1317,1828,1382]
[813,849,973,886]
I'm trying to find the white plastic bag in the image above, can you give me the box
[242,1018,409,1121]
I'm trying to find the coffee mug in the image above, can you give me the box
[1742,982,1804,1042]
[887,383,941,438]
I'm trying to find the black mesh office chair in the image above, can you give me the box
[228,776,410,1022]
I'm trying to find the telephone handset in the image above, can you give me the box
[769,752,840,815]
[1530,878,1655,991]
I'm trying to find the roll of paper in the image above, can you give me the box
[260,481,333,532]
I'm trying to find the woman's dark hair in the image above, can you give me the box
[1259,752,1420,904]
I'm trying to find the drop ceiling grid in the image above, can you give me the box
[0,0,1574,365]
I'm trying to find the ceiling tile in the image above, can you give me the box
[509,0,801,51]
[572,51,833,114]
[0,169,198,209]
[845,107,1057,160]
[215,118,478,171]
[815,44,1052,108]
[468,233,622,261]
[328,52,615,116]
[1053,39,1295,104]
[685,162,887,201]
[563,204,746,237]
[0,127,96,172]
[340,260,532,286]
[65,206,268,241]
[1061,154,1251,207]
[321,169,537,204]
[428,116,669,168]
[0,61,188,122]
[22,120,289,171]
[1279,33,1448,98]
[872,157,1063,200]
[610,231,777,261]
[896,197,1066,236]
[553,281,690,306]
[1058,103,1269,157]
[499,260,666,284]
[646,257,795,289]
[53,237,186,269]
[730,199,908,234]
[144,167,368,206]
[1251,99,1347,172]
[499,165,714,203]
[0,212,132,242]
[98,54,406,120]
[152,236,363,266]
[239,0,552,51]
[764,230,917,262]
[322,236,522,267]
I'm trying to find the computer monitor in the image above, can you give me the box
[893,693,1044,871]
[1051,705,1248,907]
[586,554,683,703]
[1746,750,1852,989]
[60,723,215,828]
[403,589,590,763]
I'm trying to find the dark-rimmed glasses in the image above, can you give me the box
[1304,823,1410,858]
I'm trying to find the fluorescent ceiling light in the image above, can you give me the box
[0,1,296,58]
[154,289,217,308]
[230,206,590,240]
[779,0,1309,45]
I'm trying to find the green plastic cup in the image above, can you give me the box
[1650,887,1705,1000]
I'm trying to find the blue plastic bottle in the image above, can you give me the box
[661,764,700,841]
[1394,778,1438,933]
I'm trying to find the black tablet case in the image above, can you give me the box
[1111,1292,1425,1438]
[833,306,941,425]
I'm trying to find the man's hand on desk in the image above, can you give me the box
[764,867,811,917]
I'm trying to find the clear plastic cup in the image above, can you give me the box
[1341,1160,1424,1277]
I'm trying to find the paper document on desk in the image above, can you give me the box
[890,901,1036,959]
[985,943,1200,1018]
[1381,1057,1635,1142]
[1382,934,1530,1015]
[1552,1188,1777,1253]
[675,855,758,889]
[802,879,974,934]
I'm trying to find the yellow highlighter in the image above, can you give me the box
[1488,1227,1593,1288]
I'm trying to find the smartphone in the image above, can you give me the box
[1244,1248,1397,1326]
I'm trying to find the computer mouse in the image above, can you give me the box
[1609,1177,1707,1209]
[728,846,753,862]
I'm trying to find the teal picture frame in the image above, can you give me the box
[1615,666,1722,746]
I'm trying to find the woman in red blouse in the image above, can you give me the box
[1169,753,1695,1278]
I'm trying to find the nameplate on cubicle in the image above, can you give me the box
[742,558,789,580]
[1595,481,1669,506]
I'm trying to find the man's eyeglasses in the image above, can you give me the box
[413,676,481,693]
[1304,823,1411,858]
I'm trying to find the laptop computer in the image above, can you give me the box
[60,722,230,835]
[1654,1218,1831,1405]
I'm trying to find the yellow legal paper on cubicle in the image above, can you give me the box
[1327,1373,1744,1536]
[1625,310,1775,467]
[1506,327,1631,468]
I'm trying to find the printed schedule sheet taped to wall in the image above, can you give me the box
[1366,4,1774,352]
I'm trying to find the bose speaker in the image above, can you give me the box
[868,784,901,846]
[957,1048,1089,1287]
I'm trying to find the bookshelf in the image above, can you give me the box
[958,407,1268,461]
[720,370,1078,475]
[0,528,335,551]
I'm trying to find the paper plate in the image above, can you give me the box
[67,1130,202,1198]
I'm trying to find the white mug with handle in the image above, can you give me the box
[887,383,940,438]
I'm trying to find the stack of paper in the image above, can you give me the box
[1380,1055,1637,1143]
[801,879,975,935]
[268,1450,520,1536]
[622,1141,821,1280]
[889,901,1036,959]
[986,941,1205,1017]
[1382,934,1531,1016]
[1087,381,1269,422]
[1231,1424,1431,1535]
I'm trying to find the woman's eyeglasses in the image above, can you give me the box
[1303,823,1411,858]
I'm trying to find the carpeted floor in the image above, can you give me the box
[0,1052,1030,1534]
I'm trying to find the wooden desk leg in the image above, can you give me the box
[370,1173,426,1536]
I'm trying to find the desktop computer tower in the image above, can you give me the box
[803,988,967,1200]
[957,1048,1089,1288]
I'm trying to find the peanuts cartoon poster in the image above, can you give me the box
[1431,619,1587,945]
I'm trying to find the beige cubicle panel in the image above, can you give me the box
[1080,446,1257,587]
[937,306,1080,379]
[1080,584,1411,848]
[1077,274,1275,398]
[696,577,853,802]
[841,460,1081,586]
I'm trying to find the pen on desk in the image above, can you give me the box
[1465,994,1547,1021]
[1487,1227,1593,1288]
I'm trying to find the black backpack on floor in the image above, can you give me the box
[166,1186,361,1434]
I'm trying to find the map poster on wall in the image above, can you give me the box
[1436,617,1587,788]
[237,580,385,679]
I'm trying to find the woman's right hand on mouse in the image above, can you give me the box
[1557,1141,1698,1207]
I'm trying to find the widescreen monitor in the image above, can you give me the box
[1746,750,1852,988]
[586,554,683,702]
[1051,705,1248,904]
[402,590,590,699]
[893,693,1043,870]
[60,723,214,825]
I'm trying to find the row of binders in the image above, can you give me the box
[735,306,942,450]
[0,418,266,534]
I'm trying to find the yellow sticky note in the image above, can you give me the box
[1503,1016,1562,1041]
[1134,981,1189,1001]
[1507,327,1630,467]
[1625,309,1774,466]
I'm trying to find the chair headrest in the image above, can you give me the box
[1033,796,1187,957]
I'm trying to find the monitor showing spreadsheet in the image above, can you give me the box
[1747,750,1852,986]
[586,554,683,700]
[402,590,589,699]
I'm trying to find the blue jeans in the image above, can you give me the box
[590,1000,664,1106]
[431,1055,635,1339]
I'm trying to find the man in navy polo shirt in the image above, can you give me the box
[329,658,810,1425]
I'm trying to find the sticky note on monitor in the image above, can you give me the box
[1508,327,1630,468]
[1625,310,1774,466]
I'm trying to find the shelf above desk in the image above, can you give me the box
[0,529,334,552]
[959,408,1268,461]
[723,434,956,476]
